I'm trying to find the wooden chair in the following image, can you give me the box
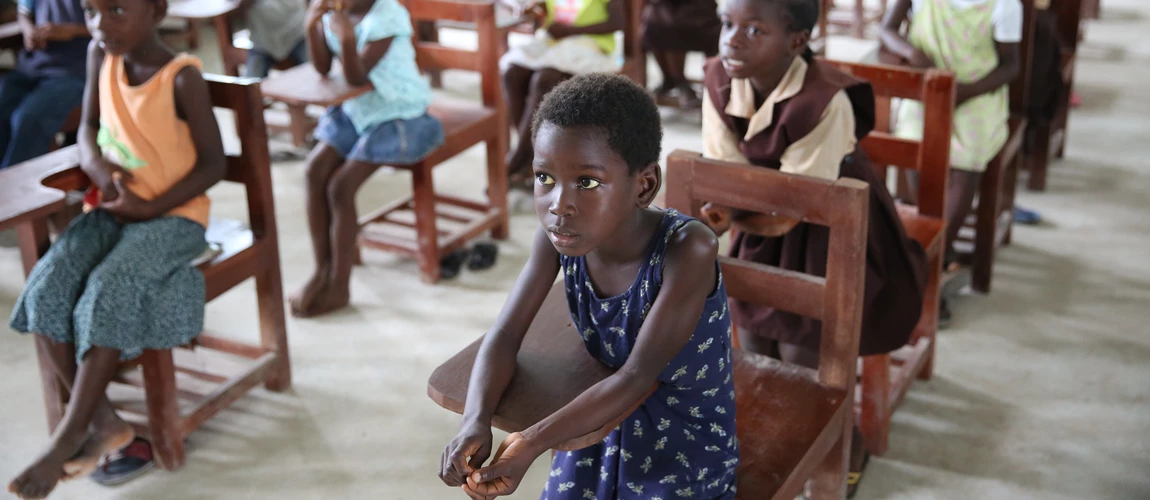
[428,150,870,499]
[1026,0,1082,191]
[21,76,291,470]
[355,0,509,284]
[823,59,954,455]
[881,0,1036,294]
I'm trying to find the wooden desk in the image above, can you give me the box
[260,64,371,146]
[0,146,83,275]
[260,63,372,108]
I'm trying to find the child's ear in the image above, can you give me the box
[789,30,812,57]
[154,0,169,22]
[635,162,662,208]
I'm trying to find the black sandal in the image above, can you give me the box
[439,248,470,280]
[467,242,499,271]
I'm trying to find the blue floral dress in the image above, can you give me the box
[545,210,739,500]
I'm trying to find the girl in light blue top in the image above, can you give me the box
[293,0,443,317]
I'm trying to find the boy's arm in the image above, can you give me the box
[17,3,40,51]
[78,42,104,167]
[440,227,561,485]
[463,227,562,428]
[137,66,227,216]
[956,40,1020,105]
[518,222,718,455]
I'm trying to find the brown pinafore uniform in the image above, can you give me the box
[703,55,928,356]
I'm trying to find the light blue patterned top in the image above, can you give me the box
[323,0,432,133]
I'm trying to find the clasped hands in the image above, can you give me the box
[440,423,541,500]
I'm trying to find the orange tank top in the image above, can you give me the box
[85,53,209,227]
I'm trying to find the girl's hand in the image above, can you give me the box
[908,49,934,69]
[328,8,356,45]
[463,433,540,498]
[546,23,575,40]
[700,202,732,237]
[98,174,154,222]
[439,421,493,487]
[306,0,335,28]
[81,158,134,201]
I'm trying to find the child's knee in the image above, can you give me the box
[503,65,533,86]
[305,144,343,185]
[325,162,369,202]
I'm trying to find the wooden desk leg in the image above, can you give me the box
[287,104,310,148]
[257,256,291,392]
[187,20,200,50]
[411,167,442,284]
[141,349,186,470]
[213,16,239,77]
[486,132,510,240]
[19,220,65,432]
[811,417,851,499]
[859,355,891,456]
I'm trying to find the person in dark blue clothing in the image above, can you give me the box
[438,73,739,500]
[0,0,88,169]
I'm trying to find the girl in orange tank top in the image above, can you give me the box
[7,1,227,497]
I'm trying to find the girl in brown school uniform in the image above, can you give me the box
[699,0,927,494]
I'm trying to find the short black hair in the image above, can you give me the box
[532,73,663,174]
[767,0,820,33]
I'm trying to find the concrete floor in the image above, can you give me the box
[3,2,1150,499]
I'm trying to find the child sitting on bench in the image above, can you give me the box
[291,0,443,317]
[6,0,227,497]
[700,0,928,494]
[438,73,739,499]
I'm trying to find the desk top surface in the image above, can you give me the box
[260,64,371,107]
[0,147,81,232]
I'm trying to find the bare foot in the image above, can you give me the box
[290,266,330,317]
[8,430,88,499]
[292,282,349,318]
[61,416,134,480]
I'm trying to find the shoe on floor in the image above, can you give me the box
[90,438,154,486]
[1014,206,1042,225]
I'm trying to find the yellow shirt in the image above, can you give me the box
[93,53,209,227]
[702,57,857,181]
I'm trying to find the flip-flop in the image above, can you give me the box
[467,242,499,271]
[89,438,154,487]
[1013,206,1042,225]
[439,248,470,280]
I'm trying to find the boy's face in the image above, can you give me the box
[82,0,165,55]
[532,123,652,257]
[718,0,807,80]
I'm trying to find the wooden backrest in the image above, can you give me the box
[665,151,868,391]
[202,75,277,241]
[404,0,503,109]
[822,60,955,219]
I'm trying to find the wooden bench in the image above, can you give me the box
[3,76,291,471]
[352,0,509,283]
[1026,0,1082,191]
[823,59,954,455]
[429,151,869,499]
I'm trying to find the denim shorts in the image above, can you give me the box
[315,106,445,165]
